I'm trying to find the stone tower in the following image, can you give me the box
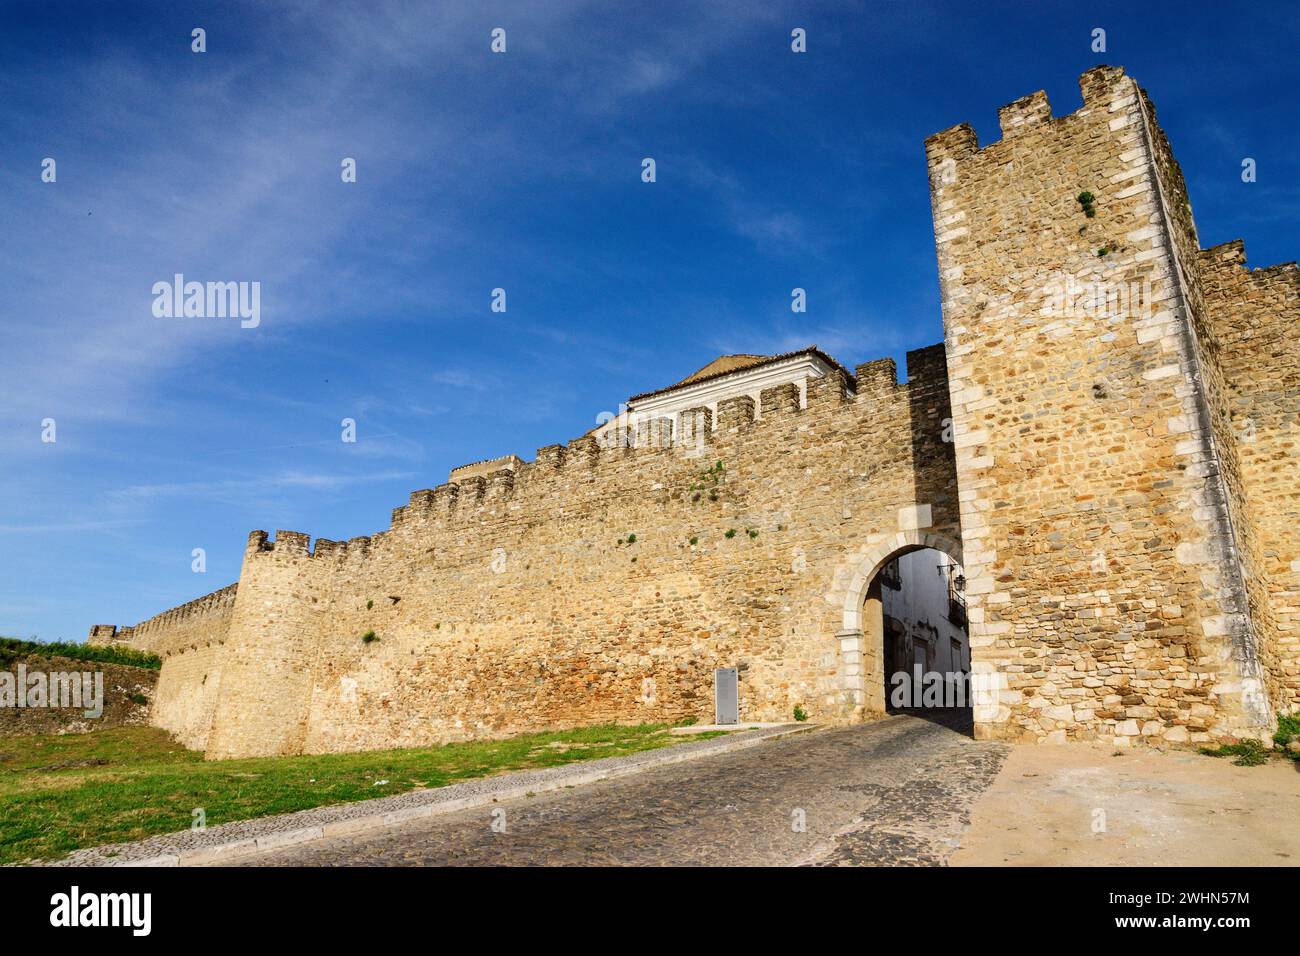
[926,65,1297,744]
[203,531,332,759]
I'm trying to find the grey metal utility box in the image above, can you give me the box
[714,667,738,725]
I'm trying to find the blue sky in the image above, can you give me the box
[1,1,1296,640]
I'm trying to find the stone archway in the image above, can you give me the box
[829,531,964,717]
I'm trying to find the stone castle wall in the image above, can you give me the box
[101,349,961,759]
[89,583,237,659]
[88,583,236,748]
[1139,90,1283,720]
[92,66,1296,758]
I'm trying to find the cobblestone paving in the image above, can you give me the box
[237,712,1008,867]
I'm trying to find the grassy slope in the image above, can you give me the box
[0,723,722,864]
[0,636,161,670]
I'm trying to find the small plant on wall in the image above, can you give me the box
[361,630,379,644]
[793,705,808,722]
[688,460,725,503]
[1076,190,1097,217]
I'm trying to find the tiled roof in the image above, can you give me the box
[674,354,770,386]
[628,346,853,403]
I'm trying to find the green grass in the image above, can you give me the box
[1275,712,1300,761]
[0,722,725,864]
[1198,739,1271,766]
[0,636,161,670]
[1197,712,1300,766]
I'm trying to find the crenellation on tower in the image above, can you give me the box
[274,530,310,556]
[923,123,979,164]
[997,89,1051,137]
[1078,64,1127,106]
[313,538,343,559]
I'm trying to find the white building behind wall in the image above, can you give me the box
[591,348,853,447]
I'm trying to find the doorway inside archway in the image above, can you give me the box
[866,547,970,720]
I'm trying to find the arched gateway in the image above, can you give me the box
[829,531,965,718]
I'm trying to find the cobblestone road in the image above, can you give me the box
[236,712,1008,866]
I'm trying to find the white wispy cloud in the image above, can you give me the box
[1,1,785,439]
[108,469,416,504]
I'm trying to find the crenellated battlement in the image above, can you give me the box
[205,343,956,582]
[128,583,237,637]
[223,347,950,561]
[91,582,239,662]
[925,65,1130,170]
[1198,239,1300,290]
[351,346,946,536]
[449,454,523,484]
[1197,239,1300,358]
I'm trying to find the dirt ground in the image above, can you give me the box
[0,655,155,736]
[953,741,1300,866]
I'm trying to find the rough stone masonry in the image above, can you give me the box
[90,67,1298,758]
